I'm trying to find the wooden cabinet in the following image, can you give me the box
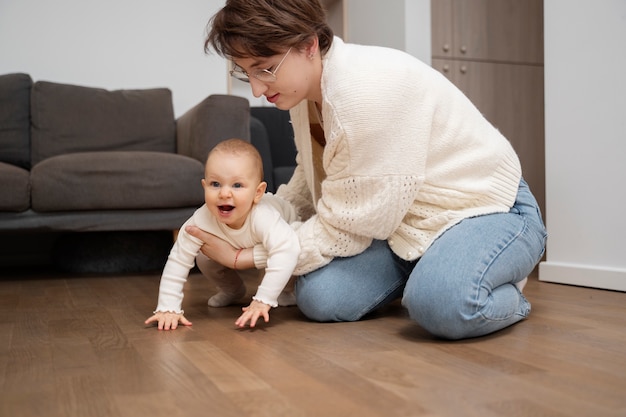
[432,0,545,216]
[433,0,543,63]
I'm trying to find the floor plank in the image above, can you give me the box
[0,269,624,417]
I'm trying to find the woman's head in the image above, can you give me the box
[205,0,333,109]
[205,0,333,59]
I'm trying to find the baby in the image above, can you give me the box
[145,138,300,330]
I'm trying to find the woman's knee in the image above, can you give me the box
[296,240,406,322]
[402,276,475,340]
[403,272,530,340]
[295,275,348,322]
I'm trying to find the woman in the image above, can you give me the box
[188,0,547,339]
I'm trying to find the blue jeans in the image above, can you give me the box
[295,179,547,339]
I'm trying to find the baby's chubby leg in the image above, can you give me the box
[196,254,246,307]
[277,276,297,306]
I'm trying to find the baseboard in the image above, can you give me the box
[539,261,626,292]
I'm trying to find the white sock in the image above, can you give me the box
[515,277,528,292]
[277,290,296,307]
[208,285,246,307]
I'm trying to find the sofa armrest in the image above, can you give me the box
[176,94,250,163]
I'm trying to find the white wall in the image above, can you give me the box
[345,0,430,63]
[404,0,431,65]
[0,0,228,117]
[346,0,406,49]
[1,0,430,111]
[539,0,626,291]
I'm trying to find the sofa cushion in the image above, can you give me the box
[30,151,204,211]
[31,81,175,166]
[0,73,32,169]
[0,162,30,211]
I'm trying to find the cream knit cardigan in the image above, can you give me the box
[256,37,521,276]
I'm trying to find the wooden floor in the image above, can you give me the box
[0,268,625,417]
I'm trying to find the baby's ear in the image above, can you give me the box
[254,181,267,203]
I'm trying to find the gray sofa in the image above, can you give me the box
[0,73,250,233]
[249,106,296,193]
[0,73,301,272]
[0,73,253,271]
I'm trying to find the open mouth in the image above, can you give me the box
[218,205,234,213]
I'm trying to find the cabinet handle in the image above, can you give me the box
[460,45,467,54]
[442,43,450,52]
[442,64,450,72]
[460,65,467,74]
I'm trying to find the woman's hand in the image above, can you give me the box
[186,225,255,270]
[145,311,192,330]
[186,225,236,266]
[235,300,271,328]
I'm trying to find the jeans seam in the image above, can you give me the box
[351,276,406,321]
[475,216,528,322]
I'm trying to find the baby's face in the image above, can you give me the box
[202,153,263,229]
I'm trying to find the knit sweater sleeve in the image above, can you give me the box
[282,43,430,275]
[293,160,424,276]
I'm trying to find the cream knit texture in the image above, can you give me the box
[267,38,522,275]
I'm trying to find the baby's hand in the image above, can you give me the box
[235,300,271,328]
[145,311,192,330]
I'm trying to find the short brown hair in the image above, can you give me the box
[208,138,264,183]
[204,0,334,59]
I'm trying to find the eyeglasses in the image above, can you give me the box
[230,48,292,83]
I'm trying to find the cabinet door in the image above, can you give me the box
[431,0,453,58]
[432,58,545,214]
[455,0,543,63]
[432,0,544,64]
